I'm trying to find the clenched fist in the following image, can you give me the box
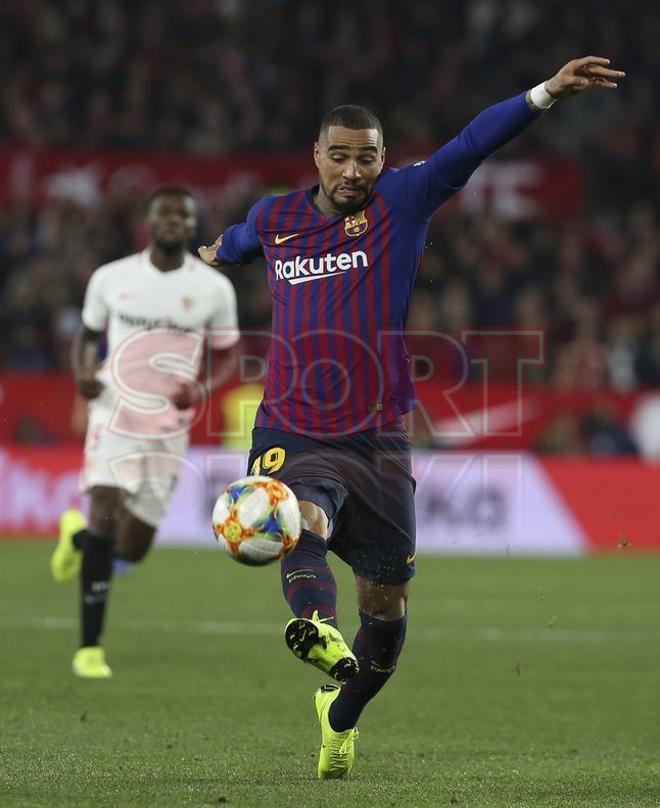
[171,380,205,410]
[75,369,103,400]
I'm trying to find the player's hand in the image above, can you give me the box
[545,56,625,99]
[198,234,223,267]
[171,381,205,410]
[76,369,103,400]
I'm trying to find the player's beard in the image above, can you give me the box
[319,179,369,216]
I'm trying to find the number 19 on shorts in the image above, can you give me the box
[251,447,286,476]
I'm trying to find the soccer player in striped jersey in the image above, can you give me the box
[199,56,623,778]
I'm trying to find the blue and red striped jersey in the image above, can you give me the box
[219,92,540,436]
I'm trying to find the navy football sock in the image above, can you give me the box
[79,530,114,648]
[328,610,408,731]
[280,529,338,627]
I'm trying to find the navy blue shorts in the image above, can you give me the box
[247,420,416,584]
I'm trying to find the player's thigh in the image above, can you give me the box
[83,399,187,541]
[82,402,144,529]
[123,436,188,538]
[330,447,416,585]
[248,428,348,540]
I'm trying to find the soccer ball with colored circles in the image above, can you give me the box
[212,476,301,566]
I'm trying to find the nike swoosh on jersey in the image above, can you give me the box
[274,233,300,245]
[406,554,416,565]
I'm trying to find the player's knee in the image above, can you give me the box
[88,486,122,539]
[357,580,409,621]
[115,516,155,563]
[298,500,329,539]
[362,598,407,621]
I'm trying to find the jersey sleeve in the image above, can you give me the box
[208,273,240,349]
[380,92,541,220]
[216,195,274,265]
[81,267,109,332]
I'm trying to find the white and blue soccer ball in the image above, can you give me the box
[212,475,301,566]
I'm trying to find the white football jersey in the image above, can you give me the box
[81,249,239,436]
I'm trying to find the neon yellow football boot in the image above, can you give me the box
[51,509,86,583]
[72,646,112,679]
[315,684,359,779]
[284,610,359,683]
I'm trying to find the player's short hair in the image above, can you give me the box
[319,105,383,140]
[147,186,195,210]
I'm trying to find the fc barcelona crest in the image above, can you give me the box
[344,210,368,237]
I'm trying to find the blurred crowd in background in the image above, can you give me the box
[1,0,659,453]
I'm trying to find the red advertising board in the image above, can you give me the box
[0,148,580,220]
[0,445,84,536]
[542,459,660,552]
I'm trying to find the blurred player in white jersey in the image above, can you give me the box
[51,187,239,678]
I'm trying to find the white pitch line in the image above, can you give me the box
[0,616,656,644]
[0,616,283,636]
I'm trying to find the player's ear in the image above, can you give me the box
[380,145,386,168]
[313,141,321,168]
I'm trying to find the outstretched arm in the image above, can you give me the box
[198,196,273,267]
[386,55,625,219]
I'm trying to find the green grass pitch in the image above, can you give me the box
[1,541,659,807]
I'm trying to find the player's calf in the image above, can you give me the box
[328,609,407,730]
[280,528,338,625]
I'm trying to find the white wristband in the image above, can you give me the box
[529,82,557,111]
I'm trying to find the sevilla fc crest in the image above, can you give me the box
[344,210,368,237]
[181,295,196,310]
